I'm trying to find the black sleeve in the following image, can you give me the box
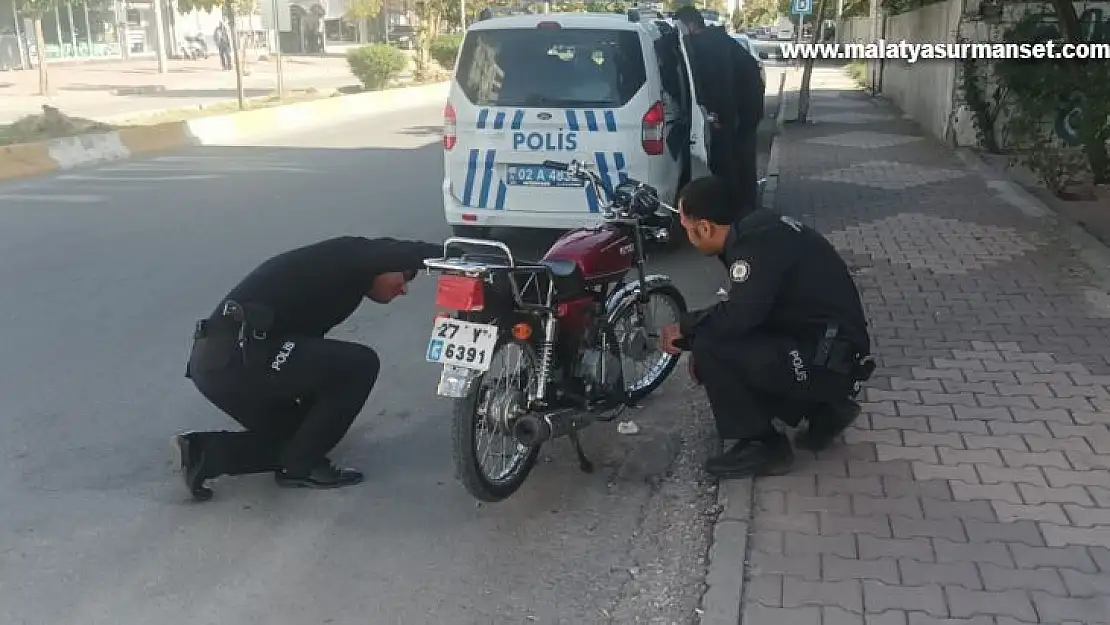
[348,237,444,276]
[679,233,797,341]
[731,44,763,130]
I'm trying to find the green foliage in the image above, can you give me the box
[880,0,944,16]
[17,0,58,18]
[990,8,1110,188]
[430,34,464,69]
[346,0,383,21]
[957,48,1006,154]
[347,44,407,90]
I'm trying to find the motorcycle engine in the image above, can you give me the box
[574,347,624,399]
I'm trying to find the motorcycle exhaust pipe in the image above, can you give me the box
[513,410,594,446]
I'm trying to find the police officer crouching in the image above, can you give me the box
[661,177,876,478]
[175,236,442,501]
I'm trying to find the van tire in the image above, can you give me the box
[451,225,492,238]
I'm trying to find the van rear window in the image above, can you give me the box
[455,28,647,108]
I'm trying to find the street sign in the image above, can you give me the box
[792,0,813,15]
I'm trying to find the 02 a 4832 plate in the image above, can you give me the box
[426,317,499,372]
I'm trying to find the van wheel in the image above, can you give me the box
[451,225,492,238]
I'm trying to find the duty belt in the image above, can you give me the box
[813,322,876,381]
[188,299,275,374]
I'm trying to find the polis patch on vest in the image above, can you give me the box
[730,260,750,283]
[513,131,578,151]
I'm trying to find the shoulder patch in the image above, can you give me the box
[780,215,803,232]
[730,260,750,283]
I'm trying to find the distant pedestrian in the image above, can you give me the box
[214,23,232,70]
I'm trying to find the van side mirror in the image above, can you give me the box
[758,51,769,59]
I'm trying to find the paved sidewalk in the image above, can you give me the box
[0,55,375,123]
[713,65,1110,624]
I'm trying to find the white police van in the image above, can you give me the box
[441,11,711,235]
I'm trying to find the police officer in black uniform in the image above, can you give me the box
[661,177,875,478]
[174,236,442,501]
[672,6,765,208]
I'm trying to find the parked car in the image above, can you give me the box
[731,33,768,86]
[388,24,416,50]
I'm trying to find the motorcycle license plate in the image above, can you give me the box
[426,317,499,372]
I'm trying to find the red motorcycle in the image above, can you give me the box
[422,159,689,502]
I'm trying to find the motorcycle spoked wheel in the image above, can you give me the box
[609,283,687,403]
[452,337,542,502]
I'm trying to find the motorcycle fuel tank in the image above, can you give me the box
[542,227,634,284]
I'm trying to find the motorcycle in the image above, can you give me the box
[422,159,689,502]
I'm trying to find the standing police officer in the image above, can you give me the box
[673,6,765,209]
[661,177,875,478]
[174,235,442,501]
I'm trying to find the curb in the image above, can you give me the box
[0,81,450,183]
[955,148,1110,299]
[760,71,788,213]
[699,479,754,625]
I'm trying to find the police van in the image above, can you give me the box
[441,11,712,235]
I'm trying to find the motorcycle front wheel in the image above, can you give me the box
[610,283,687,403]
[452,337,541,502]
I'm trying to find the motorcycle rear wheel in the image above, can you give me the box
[452,338,541,502]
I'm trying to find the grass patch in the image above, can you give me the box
[847,60,868,88]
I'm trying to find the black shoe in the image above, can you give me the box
[274,461,364,489]
[795,397,862,452]
[173,432,213,502]
[705,435,794,479]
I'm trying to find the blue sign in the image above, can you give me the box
[792,0,813,15]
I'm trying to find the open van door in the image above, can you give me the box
[676,28,711,179]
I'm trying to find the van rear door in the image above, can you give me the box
[447,22,653,215]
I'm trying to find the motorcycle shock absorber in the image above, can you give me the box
[530,313,559,404]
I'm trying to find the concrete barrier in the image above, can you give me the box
[0,81,450,183]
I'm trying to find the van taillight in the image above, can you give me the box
[443,102,457,151]
[436,275,485,311]
[642,101,664,155]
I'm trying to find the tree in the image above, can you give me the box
[18,0,55,95]
[347,0,384,43]
[413,0,452,76]
[794,0,829,122]
[178,0,258,109]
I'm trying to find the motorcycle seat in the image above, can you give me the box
[540,259,580,278]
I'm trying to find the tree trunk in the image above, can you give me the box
[226,2,246,109]
[1049,0,1108,182]
[33,17,48,95]
[795,0,829,123]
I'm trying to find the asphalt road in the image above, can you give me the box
[0,71,782,625]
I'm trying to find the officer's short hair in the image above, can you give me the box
[678,176,736,226]
[673,5,705,28]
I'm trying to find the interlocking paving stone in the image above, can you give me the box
[735,66,1110,625]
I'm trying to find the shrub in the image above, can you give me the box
[347,44,407,91]
[430,34,464,70]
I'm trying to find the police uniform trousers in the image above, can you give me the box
[186,321,381,477]
[691,329,854,441]
[709,126,760,211]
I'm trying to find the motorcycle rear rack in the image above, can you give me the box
[423,237,559,311]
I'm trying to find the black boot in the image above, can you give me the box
[173,432,214,502]
[795,396,862,452]
[275,460,364,489]
[705,434,794,479]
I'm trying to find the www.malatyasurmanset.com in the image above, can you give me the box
[779,40,1110,62]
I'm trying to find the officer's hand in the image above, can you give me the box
[687,355,701,385]
[660,324,683,356]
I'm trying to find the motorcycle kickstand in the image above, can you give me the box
[567,429,594,474]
